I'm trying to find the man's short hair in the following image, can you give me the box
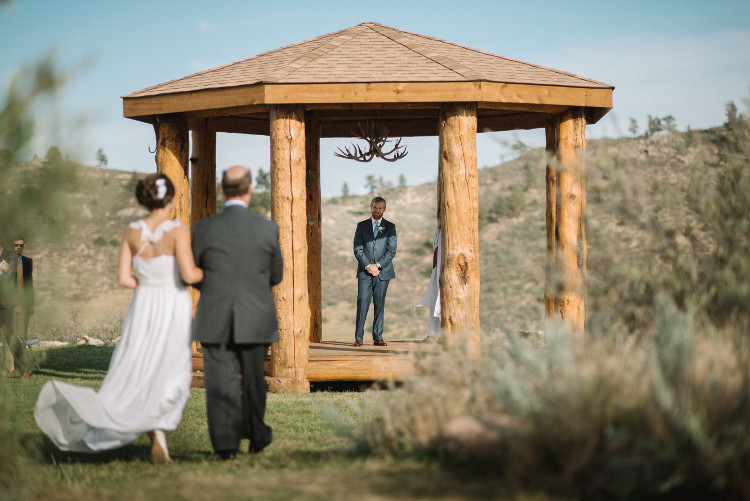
[371,196,386,208]
[222,167,252,198]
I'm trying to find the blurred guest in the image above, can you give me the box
[12,237,34,377]
[0,236,26,375]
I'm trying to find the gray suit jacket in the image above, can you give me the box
[353,218,397,281]
[191,205,283,344]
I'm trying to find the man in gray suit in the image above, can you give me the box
[353,197,397,346]
[192,165,283,460]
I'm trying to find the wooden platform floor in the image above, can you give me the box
[191,340,440,388]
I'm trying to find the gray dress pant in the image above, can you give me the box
[202,342,270,453]
[355,275,390,342]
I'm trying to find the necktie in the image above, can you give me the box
[373,221,379,238]
[17,257,23,294]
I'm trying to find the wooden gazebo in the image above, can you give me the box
[122,22,613,392]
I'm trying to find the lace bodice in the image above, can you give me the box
[129,218,181,255]
[129,219,184,287]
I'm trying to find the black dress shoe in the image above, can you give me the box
[216,450,237,460]
[353,341,363,346]
[250,427,273,454]
[373,340,387,346]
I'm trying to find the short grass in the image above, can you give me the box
[3,346,538,501]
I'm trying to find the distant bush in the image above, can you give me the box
[93,235,107,246]
[125,171,139,191]
[44,145,63,164]
[489,184,525,219]
[507,184,526,216]
[522,162,535,190]
[249,190,271,217]
[412,239,432,257]
[249,167,271,217]
[491,193,507,217]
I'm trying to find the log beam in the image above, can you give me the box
[438,103,480,354]
[269,104,310,393]
[305,112,322,343]
[124,81,612,118]
[554,107,587,335]
[154,115,189,225]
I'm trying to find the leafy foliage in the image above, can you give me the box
[0,56,79,243]
[95,147,108,167]
[249,167,271,216]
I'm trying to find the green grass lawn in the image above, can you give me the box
[3,346,530,501]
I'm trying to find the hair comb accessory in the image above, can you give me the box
[155,178,167,200]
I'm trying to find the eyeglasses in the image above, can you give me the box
[12,244,24,247]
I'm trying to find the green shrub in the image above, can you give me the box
[507,184,526,217]
[491,193,507,218]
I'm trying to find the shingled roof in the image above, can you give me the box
[125,22,612,99]
[123,22,613,135]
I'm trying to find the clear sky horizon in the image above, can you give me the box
[2,0,749,197]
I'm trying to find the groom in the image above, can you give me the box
[353,196,397,346]
[192,165,283,460]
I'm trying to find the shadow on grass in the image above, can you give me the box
[35,345,113,380]
[310,380,401,392]
[36,437,147,464]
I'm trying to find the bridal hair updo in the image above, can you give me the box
[135,173,175,210]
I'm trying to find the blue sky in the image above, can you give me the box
[2,0,749,197]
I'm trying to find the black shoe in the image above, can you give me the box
[249,427,273,454]
[373,340,387,346]
[216,450,237,460]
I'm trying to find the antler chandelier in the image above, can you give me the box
[334,122,408,163]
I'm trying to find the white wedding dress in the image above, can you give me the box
[413,228,441,338]
[35,219,193,452]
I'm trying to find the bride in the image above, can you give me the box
[35,174,203,463]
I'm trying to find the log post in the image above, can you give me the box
[269,104,310,393]
[554,107,587,335]
[544,115,558,320]
[438,102,480,354]
[154,115,189,226]
[305,111,322,343]
[189,118,217,354]
[190,118,217,229]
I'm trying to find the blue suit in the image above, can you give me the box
[353,218,397,342]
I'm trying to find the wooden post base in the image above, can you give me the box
[266,375,310,393]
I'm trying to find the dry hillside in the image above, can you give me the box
[21,127,724,342]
